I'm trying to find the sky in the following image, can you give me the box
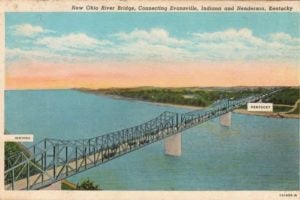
[5,12,300,89]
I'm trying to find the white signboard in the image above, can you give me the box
[247,103,273,112]
[4,134,34,142]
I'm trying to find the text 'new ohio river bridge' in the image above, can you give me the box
[5,89,281,190]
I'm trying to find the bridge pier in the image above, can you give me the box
[220,112,231,127]
[164,133,181,156]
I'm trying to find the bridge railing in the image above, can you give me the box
[4,111,180,190]
[5,89,282,190]
[179,89,280,129]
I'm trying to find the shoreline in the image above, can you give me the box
[81,90,203,110]
[233,109,299,119]
[79,90,299,119]
[138,100,202,110]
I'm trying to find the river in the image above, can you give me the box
[5,90,299,190]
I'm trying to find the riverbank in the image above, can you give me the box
[81,90,203,110]
[234,109,299,119]
[150,102,299,119]
[79,89,299,119]
[61,179,77,190]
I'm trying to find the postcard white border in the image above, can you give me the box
[0,1,299,200]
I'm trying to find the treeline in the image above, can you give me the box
[5,142,25,170]
[4,130,41,185]
[106,88,209,106]
[95,87,275,107]
[265,88,299,105]
[62,178,100,190]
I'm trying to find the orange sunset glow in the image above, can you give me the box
[5,61,299,90]
[5,13,300,90]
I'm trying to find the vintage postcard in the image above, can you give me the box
[0,0,299,199]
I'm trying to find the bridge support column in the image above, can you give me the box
[42,180,62,190]
[220,112,231,127]
[164,133,181,156]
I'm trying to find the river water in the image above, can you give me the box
[5,90,299,190]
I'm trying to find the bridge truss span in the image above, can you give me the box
[4,88,281,190]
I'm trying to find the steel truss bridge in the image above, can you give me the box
[5,89,281,190]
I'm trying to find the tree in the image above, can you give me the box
[76,179,99,190]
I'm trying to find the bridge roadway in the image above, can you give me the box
[4,89,280,190]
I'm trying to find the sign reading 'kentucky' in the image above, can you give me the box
[247,103,273,112]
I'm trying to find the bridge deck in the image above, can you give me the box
[4,89,281,190]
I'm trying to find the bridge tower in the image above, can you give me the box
[220,112,232,127]
[164,133,182,156]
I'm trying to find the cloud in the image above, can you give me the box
[270,32,300,45]
[191,28,299,61]
[10,24,54,37]
[6,48,77,64]
[115,41,189,62]
[35,33,111,53]
[115,28,189,46]
[6,27,300,64]
[194,28,259,41]
[112,28,300,62]
[192,28,266,50]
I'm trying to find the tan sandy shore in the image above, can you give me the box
[143,101,202,110]
[80,90,299,119]
[234,109,299,119]
[113,97,299,119]
[84,91,202,110]
[127,99,299,119]
[150,103,299,119]
[109,95,299,118]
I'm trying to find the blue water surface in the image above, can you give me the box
[5,90,299,190]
